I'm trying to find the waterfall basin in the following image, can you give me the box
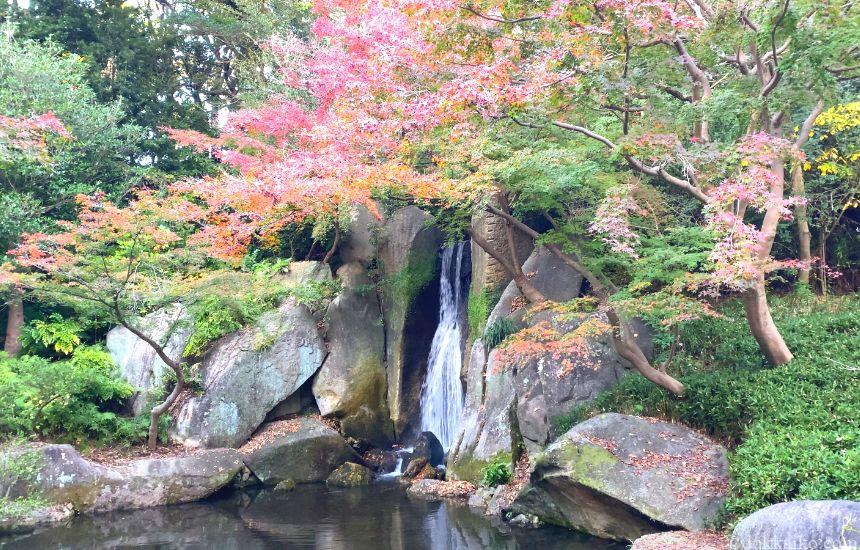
[0,483,626,549]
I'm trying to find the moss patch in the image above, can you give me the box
[449,452,512,485]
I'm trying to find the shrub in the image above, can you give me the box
[484,318,518,349]
[21,314,82,356]
[467,287,502,336]
[481,459,512,487]
[568,296,860,521]
[0,348,150,446]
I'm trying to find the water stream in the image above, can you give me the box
[419,243,467,450]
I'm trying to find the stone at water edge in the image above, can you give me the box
[0,443,243,517]
[411,431,445,467]
[632,531,728,550]
[274,479,296,492]
[240,417,359,485]
[729,500,860,550]
[326,462,373,487]
[509,413,729,542]
[406,479,476,501]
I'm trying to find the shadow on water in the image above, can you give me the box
[0,483,626,549]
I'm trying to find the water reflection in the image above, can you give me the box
[1,483,625,549]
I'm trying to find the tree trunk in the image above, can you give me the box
[743,278,793,365]
[116,311,185,450]
[4,290,24,357]
[482,206,685,394]
[467,227,546,304]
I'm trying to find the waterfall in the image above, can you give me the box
[419,243,466,451]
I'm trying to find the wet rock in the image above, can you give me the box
[376,206,444,435]
[273,479,296,493]
[172,298,326,448]
[632,531,728,550]
[0,503,74,534]
[406,479,476,501]
[448,345,516,483]
[411,431,445,467]
[313,262,393,447]
[508,514,538,528]
[510,413,729,541]
[326,463,373,488]
[0,443,242,519]
[240,417,358,485]
[730,500,860,550]
[468,487,496,509]
[106,304,192,415]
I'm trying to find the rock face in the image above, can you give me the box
[172,298,326,448]
[106,304,192,415]
[730,500,860,550]
[340,204,383,266]
[510,413,729,541]
[513,310,650,451]
[376,206,444,437]
[0,444,242,516]
[312,262,393,447]
[486,246,583,327]
[449,345,516,483]
[326,462,373,487]
[240,417,358,485]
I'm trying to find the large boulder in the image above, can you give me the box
[411,431,444,467]
[171,298,326,448]
[240,417,359,485]
[448,344,516,483]
[510,413,729,541]
[0,443,242,517]
[376,206,444,437]
[312,262,393,447]
[106,304,192,415]
[513,310,651,451]
[730,500,860,550]
[486,246,583,327]
[340,204,383,266]
[632,531,728,550]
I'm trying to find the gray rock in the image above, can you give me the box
[514,310,650,451]
[171,298,326,448]
[106,304,192,415]
[272,260,333,286]
[377,206,443,436]
[448,345,516,483]
[632,531,728,550]
[468,487,496,509]
[730,500,860,550]
[486,246,583,327]
[0,443,242,519]
[340,204,383,266]
[240,417,358,485]
[273,479,296,492]
[326,462,373,487]
[312,262,393,447]
[510,413,729,541]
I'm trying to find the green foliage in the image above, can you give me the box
[568,297,860,521]
[0,348,148,445]
[21,314,82,356]
[484,318,518,349]
[467,287,501,337]
[481,458,512,487]
[183,269,340,356]
[386,252,438,313]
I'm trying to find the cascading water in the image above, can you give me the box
[418,243,467,451]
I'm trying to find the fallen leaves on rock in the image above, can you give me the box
[239,419,301,454]
[630,530,728,550]
[85,443,195,467]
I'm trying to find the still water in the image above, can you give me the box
[0,483,625,549]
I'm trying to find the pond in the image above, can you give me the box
[0,482,625,549]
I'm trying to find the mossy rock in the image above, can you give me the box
[326,462,373,488]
